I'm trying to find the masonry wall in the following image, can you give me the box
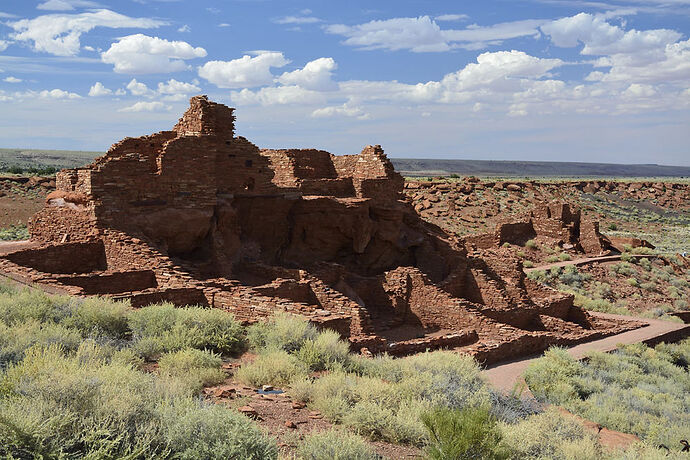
[3,241,107,274]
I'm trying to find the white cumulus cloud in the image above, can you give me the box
[126,78,151,96]
[101,34,207,74]
[9,9,166,56]
[326,16,545,52]
[0,40,10,52]
[198,51,289,88]
[3,76,22,83]
[278,57,338,91]
[88,81,111,96]
[312,103,369,119]
[541,13,681,56]
[118,101,171,112]
[435,14,469,22]
[37,0,101,11]
[230,85,324,106]
[157,78,201,95]
[38,88,81,99]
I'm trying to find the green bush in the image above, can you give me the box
[638,257,652,271]
[290,351,490,446]
[546,255,559,263]
[625,277,639,287]
[297,429,377,460]
[296,329,351,371]
[525,239,538,250]
[524,341,690,447]
[0,319,82,368]
[501,408,602,460]
[523,260,535,268]
[234,349,308,387]
[158,348,226,388]
[0,344,277,459]
[558,252,572,261]
[0,224,30,241]
[128,303,244,358]
[422,406,510,460]
[0,289,129,340]
[246,312,317,353]
[61,297,130,340]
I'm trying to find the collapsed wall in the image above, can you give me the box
[464,202,611,255]
[0,96,640,363]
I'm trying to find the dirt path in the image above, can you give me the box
[483,312,690,392]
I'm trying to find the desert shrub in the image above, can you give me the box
[610,262,636,277]
[607,223,618,230]
[629,246,656,255]
[296,428,377,460]
[488,390,542,424]
[573,294,631,315]
[155,399,277,459]
[246,312,317,353]
[525,239,538,250]
[296,329,352,371]
[290,351,490,446]
[625,277,639,287]
[638,257,652,271]
[501,408,603,460]
[621,252,634,262]
[558,252,572,261]
[0,289,129,340]
[545,255,559,263]
[0,319,82,368]
[0,344,276,459]
[158,348,226,388]
[558,266,590,290]
[524,341,690,446]
[640,281,657,292]
[61,297,130,340]
[0,224,30,241]
[128,303,244,358]
[516,250,526,258]
[234,349,308,387]
[523,260,534,268]
[422,406,511,460]
[0,288,72,325]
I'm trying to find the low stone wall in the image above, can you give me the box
[55,270,157,295]
[2,241,107,274]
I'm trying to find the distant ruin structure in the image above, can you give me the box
[465,202,612,254]
[0,96,640,363]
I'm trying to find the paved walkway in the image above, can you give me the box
[483,312,690,392]
[524,253,660,273]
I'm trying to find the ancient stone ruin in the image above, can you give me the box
[0,96,641,363]
[464,202,612,255]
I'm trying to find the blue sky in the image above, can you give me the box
[0,1,689,166]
